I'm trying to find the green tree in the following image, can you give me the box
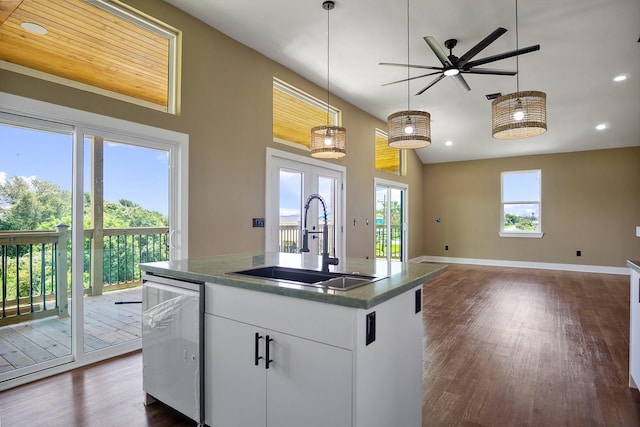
[0,176,71,231]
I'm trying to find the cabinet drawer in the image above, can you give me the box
[205,282,355,349]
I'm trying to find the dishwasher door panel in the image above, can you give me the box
[142,279,201,422]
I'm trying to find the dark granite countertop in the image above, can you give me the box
[140,252,447,309]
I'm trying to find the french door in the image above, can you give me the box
[375,179,408,262]
[265,149,345,262]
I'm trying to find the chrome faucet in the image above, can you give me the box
[300,194,339,272]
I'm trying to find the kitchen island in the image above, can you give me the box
[141,252,447,427]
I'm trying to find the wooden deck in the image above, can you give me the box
[0,287,142,374]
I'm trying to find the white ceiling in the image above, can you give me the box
[163,0,640,164]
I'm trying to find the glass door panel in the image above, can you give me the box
[317,175,337,257]
[0,118,74,380]
[278,169,302,253]
[82,136,170,353]
[376,183,406,262]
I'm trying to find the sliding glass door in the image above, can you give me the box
[0,115,75,379]
[0,92,188,389]
[82,135,170,354]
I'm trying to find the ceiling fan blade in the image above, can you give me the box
[464,44,540,68]
[416,74,446,95]
[379,62,444,71]
[457,27,507,67]
[452,74,471,91]
[382,71,443,87]
[461,68,517,76]
[424,36,452,67]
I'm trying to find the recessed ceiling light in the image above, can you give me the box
[613,75,627,82]
[596,123,607,130]
[21,22,48,35]
[445,140,453,146]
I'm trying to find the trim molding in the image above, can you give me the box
[412,255,630,276]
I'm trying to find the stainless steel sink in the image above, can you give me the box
[229,266,377,291]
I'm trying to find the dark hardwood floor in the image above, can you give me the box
[423,264,640,426]
[0,264,638,426]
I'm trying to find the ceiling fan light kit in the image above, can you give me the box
[310,0,346,159]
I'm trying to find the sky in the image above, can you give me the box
[0,123,169,216]
[503,170,540,217]
[279,170,334,222]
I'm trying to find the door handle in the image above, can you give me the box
[254,332,263,366]
[265,335,274,369]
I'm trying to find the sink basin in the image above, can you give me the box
[229,266,377,291]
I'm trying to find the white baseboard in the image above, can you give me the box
[412,255,630,275]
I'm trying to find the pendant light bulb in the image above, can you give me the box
[512,98,525,120]
[324,129,333,145]
[404,116,415,135]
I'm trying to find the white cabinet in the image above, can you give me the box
[630,267,640,389]
[204,281,424,427]
[206,314,351,427]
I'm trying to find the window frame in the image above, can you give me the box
[0,0,181,114]
[499,169,543,238]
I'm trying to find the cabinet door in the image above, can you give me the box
[205,314,266,427]
[266,331,352,427]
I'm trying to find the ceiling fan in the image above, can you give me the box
[380,27,540,95]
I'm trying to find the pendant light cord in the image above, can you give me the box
[326,2,331,127]
[406,0,410,111]
[515,0,519,92]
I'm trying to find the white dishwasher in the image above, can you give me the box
[142,273,204,426]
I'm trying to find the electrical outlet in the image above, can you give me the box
[252,218,265,227]
[445,245,449,251]
[576,250,581,256]
[365,312,376,346]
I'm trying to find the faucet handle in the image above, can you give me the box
[300,229,310,252]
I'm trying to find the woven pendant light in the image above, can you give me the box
[387,0,430,149]
[310,1,346,159]
[491,0,546,139]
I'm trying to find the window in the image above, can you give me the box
[500,170,543,237]
[374,129,402,175]
[273,79,341,150]
[0,0,181,113]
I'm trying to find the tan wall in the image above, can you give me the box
[0,0,425,260]
[422,147,640,267]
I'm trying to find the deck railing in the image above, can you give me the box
[0,226,168,325]
[2,223,398,325]
[375,224,402,260]
[278,224,401,259]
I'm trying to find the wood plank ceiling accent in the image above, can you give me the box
[0,0,169,107]
[273,86,330,149]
